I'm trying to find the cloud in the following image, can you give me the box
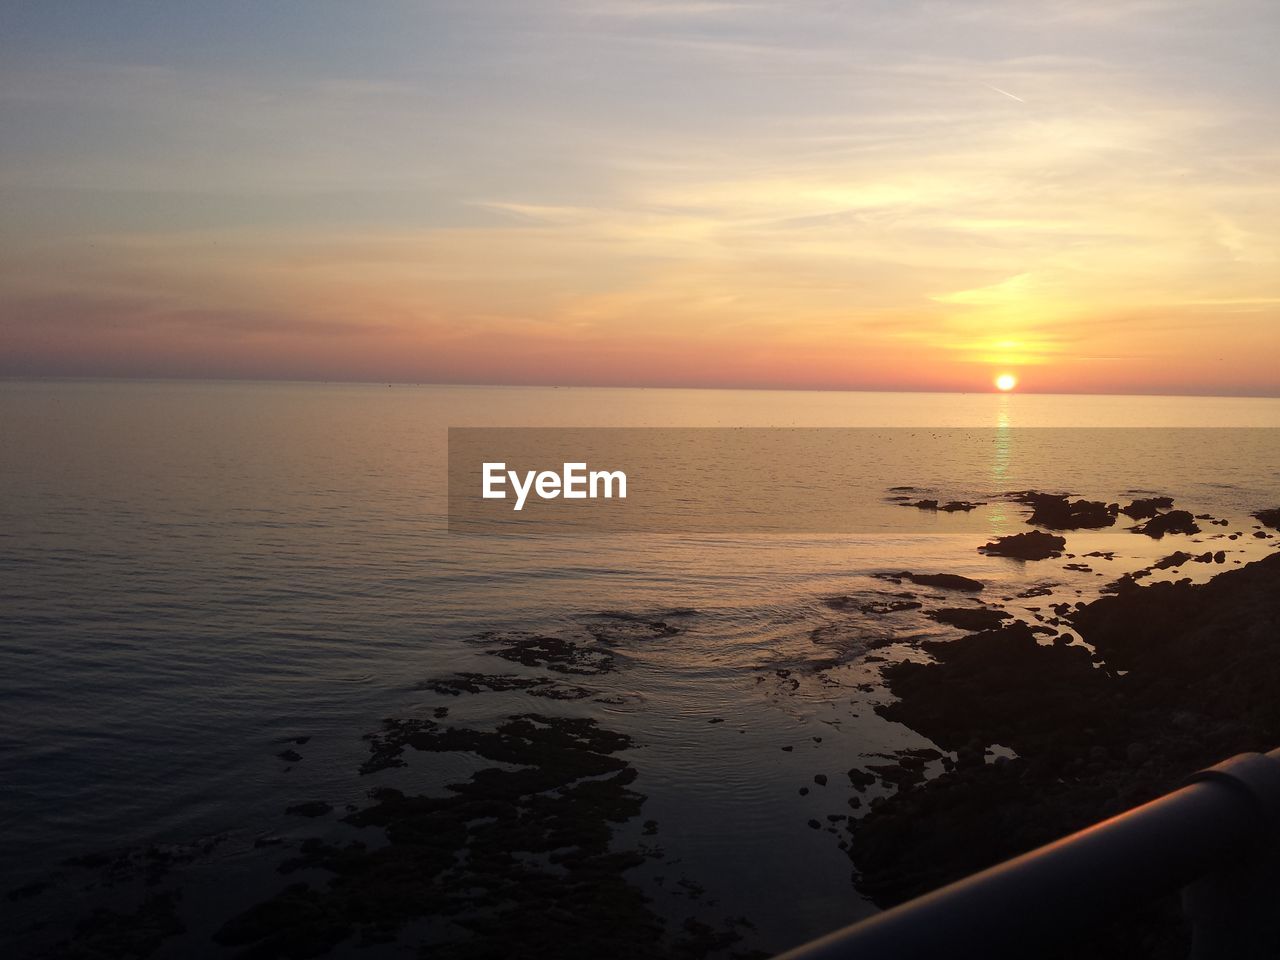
[0,0,1277,392]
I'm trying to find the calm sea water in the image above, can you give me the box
[2,380,1279,955]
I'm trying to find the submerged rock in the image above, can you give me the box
[418,672,595,700]
[220,711,759,959]
[471,630,615,675]
[822,594,922,614]
[48,893,185,959]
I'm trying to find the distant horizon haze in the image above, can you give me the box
[2,372,1278,400]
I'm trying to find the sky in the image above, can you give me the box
[1,0,1278,394]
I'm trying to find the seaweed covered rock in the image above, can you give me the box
[219,713,738,959]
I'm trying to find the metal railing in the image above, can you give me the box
[776,749,1280,960]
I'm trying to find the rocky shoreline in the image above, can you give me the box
[846,548,1280,958]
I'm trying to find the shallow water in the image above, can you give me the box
[2,380,1279,955]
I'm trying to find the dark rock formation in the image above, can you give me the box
[471,631,615,675]
[823,594,922,614]
[285,801,333,818]
[1121,497,1174,519]
[925,607,1012,632]
[848,552,1280,959]
[1008,492,1118,530]
[899,499,984,512]
[876,572,985,592]
[218,711,762,959]
[1132,510,1201,539]
[978,531,1067,561]
[418,672,594,700]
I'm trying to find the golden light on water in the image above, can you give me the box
[995,373,1018,392]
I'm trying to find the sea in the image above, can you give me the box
[2,380,1278,956]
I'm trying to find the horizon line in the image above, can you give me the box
[3,373,1278,401]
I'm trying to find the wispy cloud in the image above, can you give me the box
[0,0,1277,391]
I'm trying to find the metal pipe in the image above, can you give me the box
[775,750,1280,960]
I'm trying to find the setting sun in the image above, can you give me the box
[995,373,1018,392]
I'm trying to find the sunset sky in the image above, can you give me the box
[2,0,1278,394]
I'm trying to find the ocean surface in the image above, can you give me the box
[2,380,1279,956]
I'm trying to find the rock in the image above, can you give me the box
[1121,496,1174,519]
[867,762,927,787]
[285,801,333,818]
[847,768,876,790]
[814,774,828,786]
[849,552,1280,960]
[45,893,185,958]
[216,709,762,959]
[926,607,1012,632]
[878,572,985,592]
[823,595,922,614]
[7,880,50,901]
[1017,584,1055,598]
[419,672,595,700]
[978,531,1067,561]
[1008,492,1118,530]
[901,498,983,512]
[1254,508,1280,531]
[471,630,615,675]
[1133,510,1201,538]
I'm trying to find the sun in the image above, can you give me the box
[995,373,1018,392]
